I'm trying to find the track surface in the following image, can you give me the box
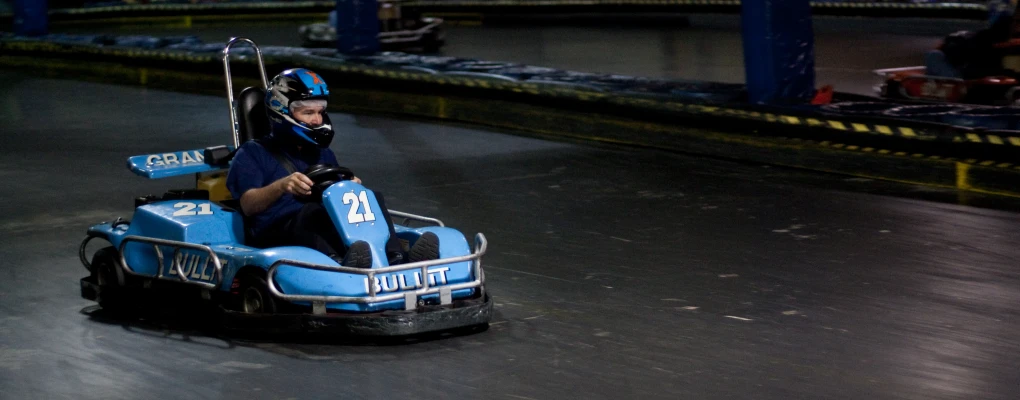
[2,69,1020,399]
[55,15,984,96]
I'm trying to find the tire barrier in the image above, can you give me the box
[3,32,1019,196]
[821,101,899,116]
[0,0,990,22]
[943,107,1020,131]
[2,32,1017,139]
[883,104,974,123]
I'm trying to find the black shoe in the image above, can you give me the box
[342,241,373,269]
[409,232,441,263]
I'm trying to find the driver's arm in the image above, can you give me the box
[240,172,314,215]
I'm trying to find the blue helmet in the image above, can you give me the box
[265,68,334,148]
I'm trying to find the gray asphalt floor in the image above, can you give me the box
[1,67,1019,399]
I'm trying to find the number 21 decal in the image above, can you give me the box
[342,191,377,224]
[173,202,214,216]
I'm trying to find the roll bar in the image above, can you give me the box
[222,37,269,149]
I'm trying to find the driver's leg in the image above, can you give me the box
[373,192,407,263]
[281,203,345,259]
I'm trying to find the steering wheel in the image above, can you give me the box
[305,164,355,182]
[299,164,356,202]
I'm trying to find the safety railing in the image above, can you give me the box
[389,209,445,227]
[117,235,225,290]
[267,233,487,315]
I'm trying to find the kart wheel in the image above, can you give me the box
[239,274,277,314]
[92,248,117,286]
[90,247,125,312]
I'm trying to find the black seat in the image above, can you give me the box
[237,86,270,143]
[223,87,270,248]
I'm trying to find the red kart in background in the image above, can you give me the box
[874,64,1020,106]
[875,32,1020,106]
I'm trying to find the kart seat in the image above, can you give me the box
[237,86,270,143]
[201,87,269,247]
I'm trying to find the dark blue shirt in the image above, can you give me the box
[227,137,339,236]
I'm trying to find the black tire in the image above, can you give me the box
[90,247,126,312]
[237,273,278,314]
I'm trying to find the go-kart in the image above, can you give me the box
[77,38,491,336]
[874,36,1020,106]
[299,3,444,52]
[873,65,1019,105]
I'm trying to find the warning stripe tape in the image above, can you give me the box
[4,38,1018,147]
[606,98,1020,145]
[783,137,1019,170]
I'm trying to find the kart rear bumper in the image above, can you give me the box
[220,292,493,337]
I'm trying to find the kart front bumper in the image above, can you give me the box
[83,275,492,337]
[220,292,493,337]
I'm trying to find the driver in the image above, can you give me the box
[227,68,407,266]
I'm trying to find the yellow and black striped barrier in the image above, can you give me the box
[4,36,1017,149]
[2,35,1018,197]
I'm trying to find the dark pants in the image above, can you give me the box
[255,193,403,259]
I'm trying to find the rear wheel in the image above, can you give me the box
[90,247,125,312]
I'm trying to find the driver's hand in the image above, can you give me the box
[275,172,314,196]
[352,176,362,184]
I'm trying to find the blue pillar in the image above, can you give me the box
[987,0,1016,28]
[14,0,48,37]
[987,0,1017,39]
[741,0,816,104]
[336,0,380,55]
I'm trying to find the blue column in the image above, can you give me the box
[741,0,816,104]
[987,0,1016,28]
[14,0,48,37]
[336,0,380,55]
[987,0,1017,39]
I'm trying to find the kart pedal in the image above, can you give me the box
[342,240,373,269]
[409,232,440,263]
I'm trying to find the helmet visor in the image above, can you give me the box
[290,99,327,111]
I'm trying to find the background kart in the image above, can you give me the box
[873,65,1020,105]
[299,2,444,52]
[874,39,1020,105]
[77,38,490,336]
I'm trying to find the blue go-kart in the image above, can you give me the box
[78,38,492,336]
